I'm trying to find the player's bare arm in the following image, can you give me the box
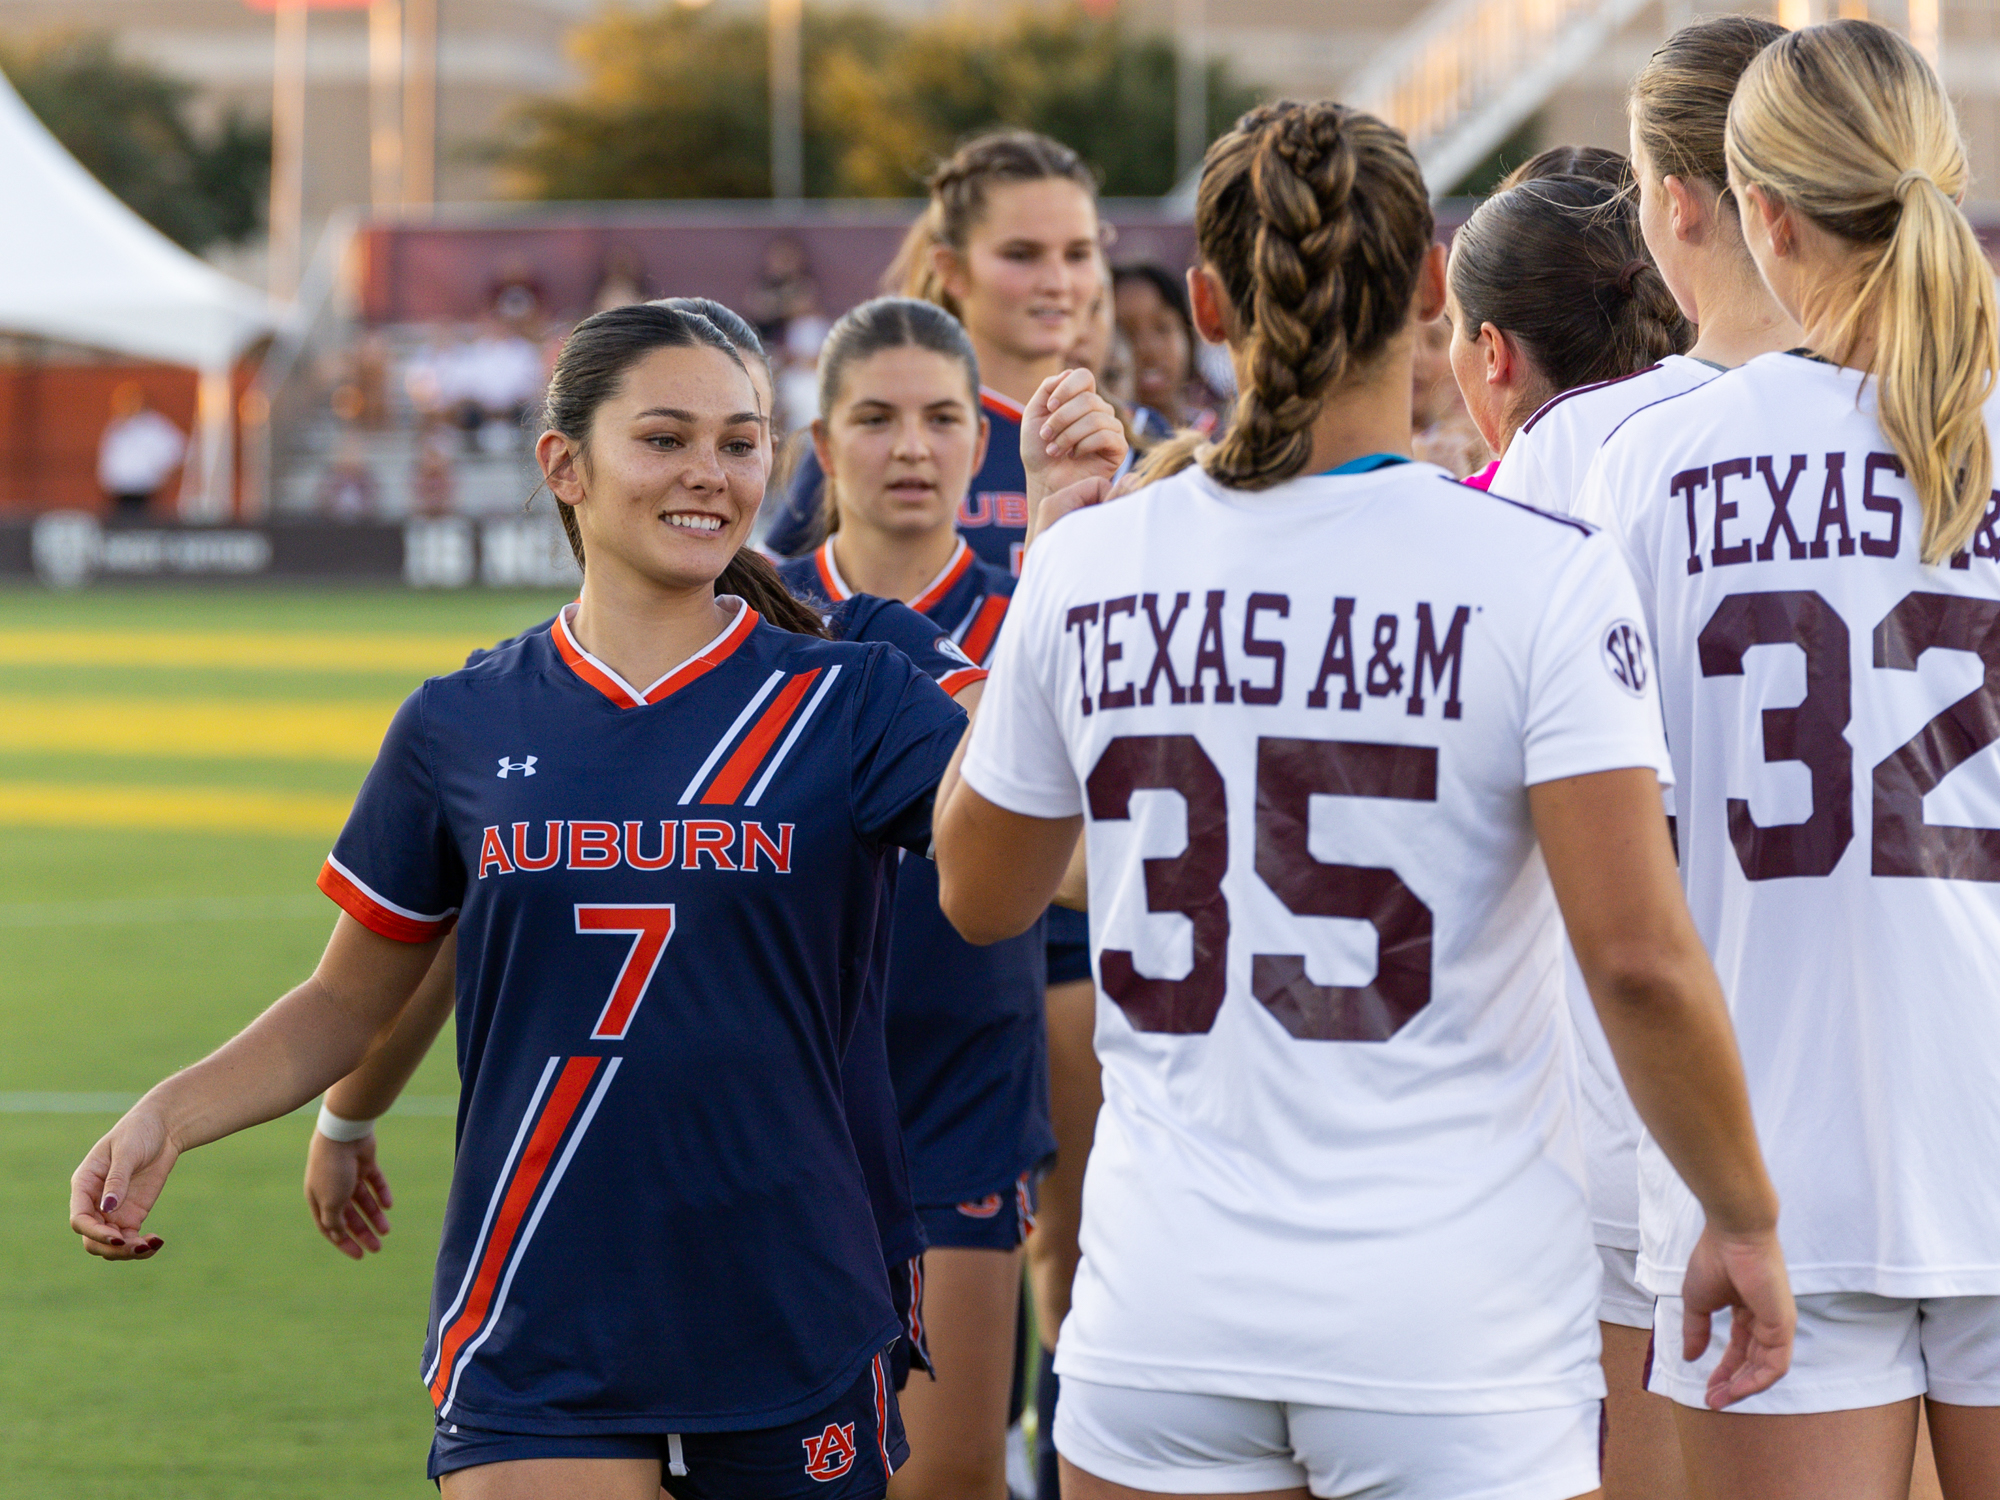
[1530,766,1794,1409]
[70,912,446,1261]
[934,718,1079,945]
[305,927,461,1259]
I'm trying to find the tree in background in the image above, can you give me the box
[501,2,1263,201]
[1,34,269,253]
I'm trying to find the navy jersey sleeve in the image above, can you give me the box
[317,686,465,941]
[465,615,558,670]
[848,643,967,855]
[833,595,988,697]
[762,445,825,557]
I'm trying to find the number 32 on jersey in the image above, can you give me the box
[1087,734,1436,1044]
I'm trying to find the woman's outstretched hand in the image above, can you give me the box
[1023,368,1127,504]
[69,1101,176,1261]
[306,1129,396,1260]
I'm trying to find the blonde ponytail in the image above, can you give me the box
[1727,20,1998,563]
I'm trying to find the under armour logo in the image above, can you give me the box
[497,756,538,779]
[801,1421,858,1481]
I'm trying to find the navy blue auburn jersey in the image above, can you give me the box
[317,600,964,1435]
[461,596,973,1275]
[763,390,1030,576]
[781,544,1057,1204]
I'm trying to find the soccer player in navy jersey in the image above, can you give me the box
[303,300,947,1398]
[71,303,974,1500]
[774,295,1123,1500]
[762,131,1103,579]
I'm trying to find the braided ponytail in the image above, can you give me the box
[1195,101,1433,491]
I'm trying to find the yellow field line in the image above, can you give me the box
[0,629,497,673]
[0,781,350,837]
[0,694,394,762]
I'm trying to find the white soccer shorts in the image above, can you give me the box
[1597,1244,1655,1331]
[1649,1292,2000,1414]
[1053,1378,1600,1500]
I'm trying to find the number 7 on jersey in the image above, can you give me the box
[575,904,676,1041]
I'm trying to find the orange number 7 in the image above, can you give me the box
[574,904,676,1041]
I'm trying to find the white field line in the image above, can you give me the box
[0,1093,458,1116]
[0,895,330,928]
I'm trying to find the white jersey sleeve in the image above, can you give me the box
[1523,530,1674,788]
[961,555,1084,818]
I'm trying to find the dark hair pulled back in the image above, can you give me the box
[1449,172,1690,398]
[812,296,982,543]
[1195,100,1435,490]
[888,130,1099,316]
[1499,144,1631,193]
[540,301,826,637]
[657,296,773,397]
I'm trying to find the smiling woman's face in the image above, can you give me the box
[547,343,767,593]
[817,345,985,541]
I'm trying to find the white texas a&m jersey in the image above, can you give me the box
[1489,354,1722,1253]
[1580,351,2000,1300]
[962,460,1672,1411]
[1492,355,1721,518]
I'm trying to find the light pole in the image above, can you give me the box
[769,0,804,200]
[369,0,404,211]
[402,0,437,210]
[1175,0,1207,181]
[269,0,308,300]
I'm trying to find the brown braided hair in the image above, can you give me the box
[1195,101,1434,490]
[886,130,1100,318]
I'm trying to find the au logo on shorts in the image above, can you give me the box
[1602,620,1649,698]
[802,1420,859,1481]
[956,1193,1003,1219]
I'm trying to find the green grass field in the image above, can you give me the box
[0,585,573,1495]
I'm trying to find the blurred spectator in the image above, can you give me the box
[1112,264,1221,435]
[97,382,185,517]
[449,322,546,454]
[317,434,380,519]
[775,287,830,435]
[749,237,819,345]
[410,425,457,516]
[593,248,649,313]
[1410,313,1490,478]
[488,257,546,332]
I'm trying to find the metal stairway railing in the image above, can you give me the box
[1345,0,1655,197]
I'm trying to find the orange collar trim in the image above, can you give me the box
[815,537,971,617]
[551,598,760,708]
[979,387,1026,423]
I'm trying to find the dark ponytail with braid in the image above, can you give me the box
[1195,100,1434,490]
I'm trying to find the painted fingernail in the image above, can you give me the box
[100,1195,118,1213]
[108,1237,126,1247]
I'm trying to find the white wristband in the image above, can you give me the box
[316,1103,377,1142]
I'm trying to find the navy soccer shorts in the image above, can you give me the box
[917,1170,1038,1253]
[887,1254,933,1389]
[1044,906,1092,986]
[427,1345,908,1496]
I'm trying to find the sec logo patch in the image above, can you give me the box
[1602,620,1649,697]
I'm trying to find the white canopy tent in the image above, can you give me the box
[0,69,278,519]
